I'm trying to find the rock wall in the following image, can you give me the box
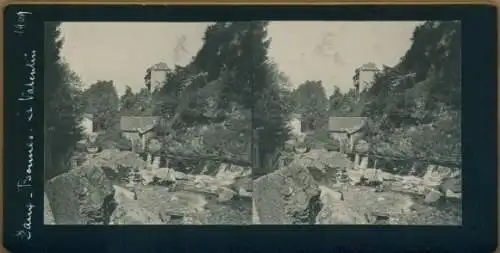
[45,163,116,225]
[253,164,322,224]
[43,192,56,225]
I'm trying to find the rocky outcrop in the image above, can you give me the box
[45,164,116,225]
[359,169,383,186]
[318,185,343,202]
[151,167,177,186]
[315,185,368,224]
[44,192,56,225]
[233,176,252,198]
[316,202,368,224]
[216,187,236,203]
[136,187,208,219]
[253,164,322,224]
[109,191,164,225]
[252,198,260,224]
[215,164,251,182]
[289,150,354,186]
[424,189,443,204]
[440,176,461,194]
[84,149,148,181]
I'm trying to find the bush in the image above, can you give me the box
[304,129,340,151]
[324,140,340,152]
[95,130,132,151]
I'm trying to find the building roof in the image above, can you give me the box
[328,117,368,133]
[151,62,169,71]
[120,116,160,133]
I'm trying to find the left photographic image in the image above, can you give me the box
[43,22,253,225]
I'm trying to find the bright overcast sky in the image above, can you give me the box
[59,21,421,96]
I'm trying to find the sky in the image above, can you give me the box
[59,21,421,96]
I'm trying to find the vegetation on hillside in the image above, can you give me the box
[111,22,292,175]
[324,21,461,164]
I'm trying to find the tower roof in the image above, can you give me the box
[360,62,378,71]
[151,62,169,71]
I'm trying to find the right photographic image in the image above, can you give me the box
[251,20,462,226]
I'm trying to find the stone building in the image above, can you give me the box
[328,116,368,154]
[146,62,169,92]
[353,62,379,98]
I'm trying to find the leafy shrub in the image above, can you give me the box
[95,130,132,151]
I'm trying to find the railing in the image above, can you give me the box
[158,147,252,167]
[345,149,462,169]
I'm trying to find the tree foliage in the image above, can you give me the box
[119,86,136,113]
[149,21,290,174]
[82,80,120,130]
[292,80,329,130]
[361,21,461,162]
[44,22,84,180]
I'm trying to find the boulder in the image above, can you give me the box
[110,198,162,225]
[445,189,462,200]
[152,168,177,185]
[364,212,390,225]
[137,188,207,218]
[346,170,363,185]
[360,169,383,186]
[193,174,234,189]
[83,149,148,181]
[340,186,415,217]
[298,150,353,172]
[316,202,368,224]
[44,192,56,225]
[319,185,343,203]
[238,188,252,198]
[180,213,209,225]
[113,185,136,202]
[424,189,443,204]
[440,177,461,193]
[294,149,354,185]
[217,187,236,203]
[215,164,251,182]
[174,170,189,180]
[137,169,155,185]
[45,164,116,225]
[233,176,252,192]
[315,185,367,224]
[253,164,322,224]
[423,165,444,187]
[380,171,397,181]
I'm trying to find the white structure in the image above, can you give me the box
[353,62,379,97]
[288,114,303,136]
[147,62,169,92]
[81,113,94,136]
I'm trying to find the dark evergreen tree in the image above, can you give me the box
[44,22,84,180]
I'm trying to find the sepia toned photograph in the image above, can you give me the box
[250,21,462,225]
[43,22,254,225]
[43,20,461,226]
